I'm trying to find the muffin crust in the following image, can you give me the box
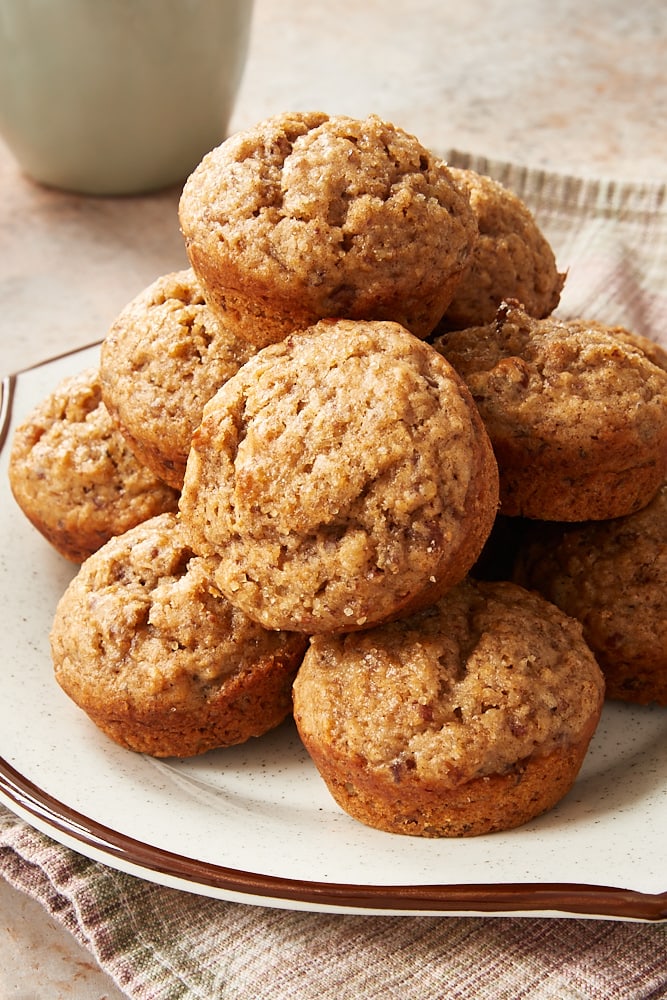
[179,319,499,633]
[101,269,256,490]
[293,578,604,837]
[8,367,179,562]
[436,167,565,330]
[179,111,478,345]
[434,302,667,520]
[50,513,308,757]
[514,482,667,705]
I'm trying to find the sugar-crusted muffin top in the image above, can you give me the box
[514,482,667,674]
[434,303,667,459]
[100,269,256,488]
[178,111,478,337]
[50,512,306,714]
[179,318,498,632]
[294,578,604,786]
[8,367,179,561]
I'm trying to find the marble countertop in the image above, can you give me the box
[1,0,665,995]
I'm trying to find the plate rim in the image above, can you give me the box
[2,343,666,923]
[2,755,666,920]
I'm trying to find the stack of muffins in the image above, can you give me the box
[9,112,667,838]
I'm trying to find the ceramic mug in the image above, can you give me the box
[0,0,253,195]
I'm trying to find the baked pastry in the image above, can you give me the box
[608,327,667,371]
[8,367,179,562]
[434,167,565,330]
[100,268,256,490]
[178,111,478,346]
[292,577,604,837]
[50,513,308,757]
[433,302,667,520]
[513,481,667,705]
[179,318,499,633]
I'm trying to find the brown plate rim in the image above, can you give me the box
[1,755,666,920]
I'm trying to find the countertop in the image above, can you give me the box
[1,0,665,995]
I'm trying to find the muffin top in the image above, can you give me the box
[50,512,306,716]
[294,578,604,786]
[100,269,256,489]
[178,111,478,339]
[179,318,498,632]
[437,167,565,329]
[433,301,667,516]
[435,303,667,444]
[8,366,179,561]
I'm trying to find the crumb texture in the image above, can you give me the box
[179,319,498,632]
[8,367,179,562]
[434,303,667,519]
[101,268,256,488]
[179,111,478,342]
[50,513,307,756]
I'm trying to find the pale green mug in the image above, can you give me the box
[0,0,253,195]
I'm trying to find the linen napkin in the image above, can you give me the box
[2,806,667,1000]
[444,149,667,341]
[1,154,666,1000]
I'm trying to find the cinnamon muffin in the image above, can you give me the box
[609,327,667,371]
[8,367,179,562]
[433,302,667,521]
[179,319,499,633]
[513,481,667,705]
[435,167,565,330]
[50,513,308,757]
[100,269,257,490]
[178,111,478,346]
[293,578,604,837]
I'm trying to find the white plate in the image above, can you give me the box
[1,345,666,921]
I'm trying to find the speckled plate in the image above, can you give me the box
[1,345,666,921]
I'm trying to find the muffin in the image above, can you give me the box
[434,167,565,330]
[433,301,667,521]
[50,513,308,757]
[8,367,179,562]
[609,327,667,371]
[100,268,257,490]
[292,577,605,837]
[513,481,667,705]
[178,111,478,346]
[179,318,499,633]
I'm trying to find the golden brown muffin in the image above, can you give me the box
[293,578,604,837]
[178,111,478,346]
[179,318,499,633]
[433,302,667,521]
[513,481,667,705]
[8,367,179,562]
[50,513,308,757]
[434,167,565,330]
[100,269,257,490]
[609,327,667,371]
